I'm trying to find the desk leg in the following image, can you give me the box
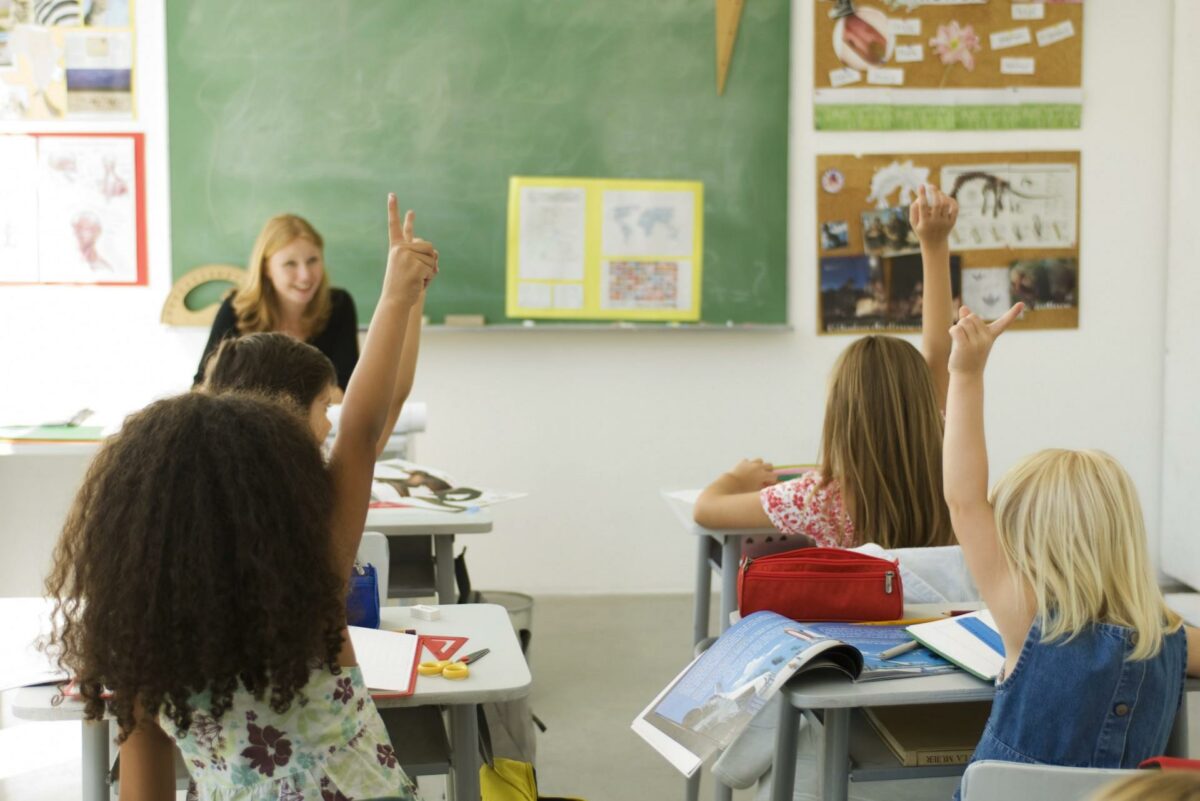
[449,703,480,801]
[819,708,850,801]
[693,536,712,648]
[719,537,740,633]
[82,719,110,801]
[435,534,456,604]
[685,772,700,801]
[770,699,801,801]
[1168,691,1190,757]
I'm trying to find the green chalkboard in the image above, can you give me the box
[166,1,789,326]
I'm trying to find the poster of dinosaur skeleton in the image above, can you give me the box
[941,163,1076,250]
[816,150,1080,333]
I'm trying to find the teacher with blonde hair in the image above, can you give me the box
[195,211,431,405]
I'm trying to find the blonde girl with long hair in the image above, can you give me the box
[943,303,1200,795]
[695,186,958,550]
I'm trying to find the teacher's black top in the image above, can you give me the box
[194,288,360,391]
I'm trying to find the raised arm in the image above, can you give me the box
[944,302,1030,650]
[694,459,776,530]
[911,184,958,413]
[328,196,437,580]
[375,289,428,458]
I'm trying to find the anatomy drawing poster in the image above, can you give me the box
[816,151,1079,334]
[0,132,146,285]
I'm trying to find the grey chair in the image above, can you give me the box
[959,760,1138,801]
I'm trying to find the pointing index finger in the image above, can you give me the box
[988,302,1025,335]
[387,194,404,245]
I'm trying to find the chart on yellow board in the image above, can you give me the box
[506,177,704,322]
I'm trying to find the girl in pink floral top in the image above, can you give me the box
[695,186,960,551]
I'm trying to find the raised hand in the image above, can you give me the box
[383,194,438,305]
[910,184,958,247]
[727,458,777,492]
[948,302,1023,374]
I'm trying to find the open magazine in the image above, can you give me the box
[632,610,958,776]
[370,459,525,512]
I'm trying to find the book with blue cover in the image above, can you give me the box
[632,610,957,776]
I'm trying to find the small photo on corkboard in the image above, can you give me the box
[814,0,1084,130]
[816,151,1081,335]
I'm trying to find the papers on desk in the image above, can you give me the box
[348,626,420,697]
[0,598,68,691]
[371,459,526,512]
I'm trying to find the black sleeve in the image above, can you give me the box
[317,289,360,391]
[194,297,240,386]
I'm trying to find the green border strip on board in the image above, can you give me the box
[815,104,1081,131]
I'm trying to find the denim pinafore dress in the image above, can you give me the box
[954,620,1186,800]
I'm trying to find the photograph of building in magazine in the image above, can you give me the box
[370,459,525,512]
[632,611,957,776]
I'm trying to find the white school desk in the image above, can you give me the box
[661,489,775,647]
[365,506,493,603]
[769,606,1196,801]
[10,603,530,801]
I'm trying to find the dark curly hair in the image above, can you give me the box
[44,392,346,740]
[201,332,337,409]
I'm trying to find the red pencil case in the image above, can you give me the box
[737,547,903,622]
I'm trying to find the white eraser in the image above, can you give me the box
[412,604,441,621]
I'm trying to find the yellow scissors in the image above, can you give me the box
[418,648,490,680]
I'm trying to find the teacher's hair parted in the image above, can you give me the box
[44,392,347,740]
[233,214,333,335]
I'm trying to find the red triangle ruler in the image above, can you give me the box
[420,635,468,661]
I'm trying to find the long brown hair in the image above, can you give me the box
[232,214,332,336]
[820,335,952,548]
[44,392,346,740]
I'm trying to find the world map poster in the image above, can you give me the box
[506,176,703,322]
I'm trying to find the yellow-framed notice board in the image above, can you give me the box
[816,151,1080,335]
[506,176,704,322]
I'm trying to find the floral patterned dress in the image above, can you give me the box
[164,666,421,801]
[758,470,855,548]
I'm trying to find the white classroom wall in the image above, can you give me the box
[0,1,1190,596]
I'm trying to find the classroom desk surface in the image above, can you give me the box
[769,604,1195,801]
[10,602,529,801]
[365,506,494,603]
[662,488,775,645]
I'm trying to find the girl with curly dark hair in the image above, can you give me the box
[45,196,438,801]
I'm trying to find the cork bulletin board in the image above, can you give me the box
[814,0,1084,130]
[816,151,1081,335]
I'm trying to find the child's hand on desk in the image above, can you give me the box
[726,458,777,492]
[948,303,1023,374]
[383,194,439,305]
[910,184,958,248]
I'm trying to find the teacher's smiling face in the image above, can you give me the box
[265,236,325,310]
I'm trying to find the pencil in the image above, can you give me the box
[879,639,921,660]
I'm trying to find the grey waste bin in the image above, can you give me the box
[479,590,533,660]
